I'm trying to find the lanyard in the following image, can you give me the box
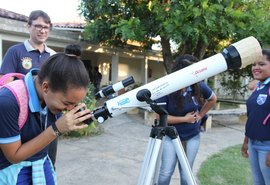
[40,107,48,130]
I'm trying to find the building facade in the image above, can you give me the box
[0,8,165,91]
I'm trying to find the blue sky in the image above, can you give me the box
[1,0,84,23]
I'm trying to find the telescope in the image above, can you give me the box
[90,36,262,123]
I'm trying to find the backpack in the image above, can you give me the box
[0,73,29,129]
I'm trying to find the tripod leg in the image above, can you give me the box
[152,138,164,184]
[171,137,197,185]
[137,137,156,185]
[136,137,164,185]
[144,138,163,185]
[137,125,166,185]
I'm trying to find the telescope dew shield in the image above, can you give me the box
[95,76,135,99]
[222,36,262,70]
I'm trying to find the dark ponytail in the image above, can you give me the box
[64,44,83,57]
[38,44,90,93]
[172,54,202,110]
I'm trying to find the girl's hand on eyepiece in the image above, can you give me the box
[55,103,91,133]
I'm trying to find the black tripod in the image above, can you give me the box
[136,89,197,185]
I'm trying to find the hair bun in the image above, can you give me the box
[64,44,82,57]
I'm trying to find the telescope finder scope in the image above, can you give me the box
[95,76,135,99]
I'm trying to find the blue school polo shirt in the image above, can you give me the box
[0,40,55,75]
[0,69,57,170]
[156,81,214,141]
[245,78,270,141]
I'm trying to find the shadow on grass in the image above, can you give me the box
[198,144,252,185]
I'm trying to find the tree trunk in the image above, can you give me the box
[160,36,173,74]
[194,38,209,60]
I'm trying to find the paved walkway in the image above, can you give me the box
[55,112,245,185]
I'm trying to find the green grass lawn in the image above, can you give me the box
[198,144,252,185]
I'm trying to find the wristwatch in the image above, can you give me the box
[51,122,62,137]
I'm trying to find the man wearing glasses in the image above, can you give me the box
[0,10,57,167]
[0,10,55,78]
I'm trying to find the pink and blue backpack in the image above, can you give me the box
[0,73,29,129]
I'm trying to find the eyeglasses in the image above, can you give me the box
[32,24,51,32]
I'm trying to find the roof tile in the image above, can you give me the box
[0,8,28,22]
[0,8,86,29]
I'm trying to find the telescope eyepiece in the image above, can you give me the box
[76,107,93,125]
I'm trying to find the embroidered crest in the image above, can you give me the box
[21,57,32,70]
[257,94,267,105]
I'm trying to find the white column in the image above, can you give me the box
[143,56,148,84]
[111,52,119,84]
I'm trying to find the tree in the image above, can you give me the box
[220,65,252,100]
[79,0,270,74]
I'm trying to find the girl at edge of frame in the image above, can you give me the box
[241,48,270,185]
[0,45,91,184]
[156,54,217,185]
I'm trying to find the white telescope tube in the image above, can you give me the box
[92,36,262,122]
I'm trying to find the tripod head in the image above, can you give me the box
[136,89,167,115]
[136,89,168,127]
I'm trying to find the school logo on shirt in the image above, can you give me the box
[21,57,32,70]
[257,94,267,105]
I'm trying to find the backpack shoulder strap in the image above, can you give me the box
[4,79,29,130]
[0,73,25,86]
